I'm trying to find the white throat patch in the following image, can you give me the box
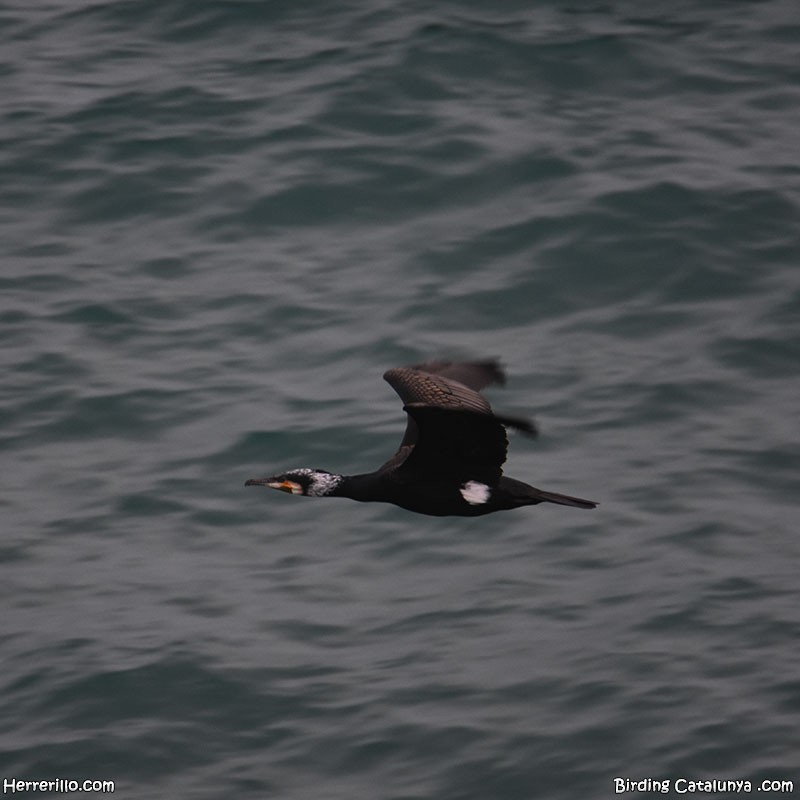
[460,480,491,505]
[303,469,343,497]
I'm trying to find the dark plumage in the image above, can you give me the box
[245,360,596,517]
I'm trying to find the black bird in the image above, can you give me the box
[245,360,596,517]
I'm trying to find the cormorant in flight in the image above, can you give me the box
[246,360,596,517]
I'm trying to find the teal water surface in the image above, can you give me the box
[1,2,799,798]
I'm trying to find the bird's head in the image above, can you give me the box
[245,468,342,497]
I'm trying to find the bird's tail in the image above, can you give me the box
[527,487,597,509]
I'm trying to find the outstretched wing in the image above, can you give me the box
[377,360,535,475]
[384,361,500,419]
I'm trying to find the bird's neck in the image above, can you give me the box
[332,473,388,503]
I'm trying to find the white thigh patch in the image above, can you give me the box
[460,480,491,505]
